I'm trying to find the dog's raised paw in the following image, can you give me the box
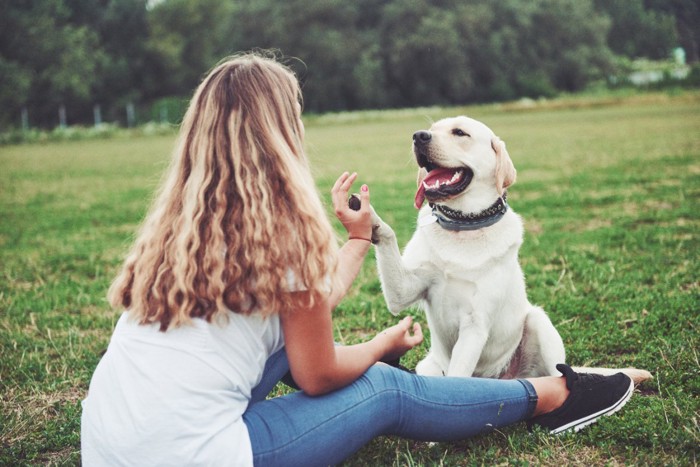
[371,224,381,244]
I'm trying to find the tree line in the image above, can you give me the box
[1,0,695,129]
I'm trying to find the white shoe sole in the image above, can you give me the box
[550,377,635,435]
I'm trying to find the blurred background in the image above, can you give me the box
[1,2,699,465]
[1,0,698,131]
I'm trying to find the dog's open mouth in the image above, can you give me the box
[414,166,474,209]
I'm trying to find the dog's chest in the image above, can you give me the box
[421,249,523,329]
[415,210,524,273]
[423,272,482,330]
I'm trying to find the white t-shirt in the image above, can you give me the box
[81,310,284,466]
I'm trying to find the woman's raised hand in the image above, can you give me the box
[331,172,372,242]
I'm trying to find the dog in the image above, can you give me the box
[369,116,652,383]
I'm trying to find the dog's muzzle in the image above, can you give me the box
[412,130,474,209]
[414,130,431,143]
[413,131,432,169]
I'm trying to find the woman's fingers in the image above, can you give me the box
[331,171,347,195]
[398,317,423,347]
[336,172,357,194]
[331,171,372,238]
[343,172,358,190]
[332,171,358,210]
[410,322,424,345]
[358,184,369,211]
[377,317,424,362]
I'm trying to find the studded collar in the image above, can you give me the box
[430,193,508,231]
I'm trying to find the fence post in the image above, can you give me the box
[126,102,135,128]
[94,104,102,127]
[160,103,168,124]
[21,107,29,131]
[59,105,67,128]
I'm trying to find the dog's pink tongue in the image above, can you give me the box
[414,168,458,209]
[414,185,426,210]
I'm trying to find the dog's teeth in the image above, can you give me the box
[441,171,462,187]
[423,170,465,190]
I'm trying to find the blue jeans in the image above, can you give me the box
[243,348,538,467]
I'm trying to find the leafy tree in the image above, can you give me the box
[595,0,677,60]
[230,0,381,111]
[0,0,105,127]
[147,0,235,98]
[377,0,615,105]
[1,0,697,130]
[92,0,152,119]
[526,0,615,92]
[378,0,474,107]
[646,0,700,63]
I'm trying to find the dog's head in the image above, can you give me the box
[413,116,516,211]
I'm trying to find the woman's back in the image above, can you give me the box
[81,312,284,466]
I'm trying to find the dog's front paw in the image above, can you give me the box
[371,224,381,244]
[415,356,446,377]
[370,204,382,244]
[369,205,394,245]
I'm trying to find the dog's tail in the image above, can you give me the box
[572,366,653,385]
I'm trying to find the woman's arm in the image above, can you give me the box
[329,239,371,309]
[280,292,423,396]
[280,171,422,396]
[327,172,373,309]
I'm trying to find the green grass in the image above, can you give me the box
[1,92,698,465]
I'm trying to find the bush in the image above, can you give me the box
[0,122,176,145]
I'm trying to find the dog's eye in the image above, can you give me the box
[452,128,470,137]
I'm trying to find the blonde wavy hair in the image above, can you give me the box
[109,53,339,330]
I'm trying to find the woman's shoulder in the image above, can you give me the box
[210,310,283,346]
[113,309,283,353]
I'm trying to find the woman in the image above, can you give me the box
[81,52,635,466]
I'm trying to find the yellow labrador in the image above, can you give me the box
[370,116,651,383]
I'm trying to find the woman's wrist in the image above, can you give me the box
[348,235,371,243]
[347,228,372,243]
[369,332,390,361]
[345,236,372,259]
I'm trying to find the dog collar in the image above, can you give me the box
[430,194,508,231]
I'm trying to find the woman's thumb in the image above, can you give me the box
[360,184,370,208]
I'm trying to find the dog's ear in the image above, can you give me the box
[416,167,428,188]
[492,137,516,196]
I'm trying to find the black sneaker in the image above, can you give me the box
[528,363,635,434]
[381,356,416,374]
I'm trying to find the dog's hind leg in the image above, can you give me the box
[521,309,653,384]
[571,366,653,385]
[517,306,566,377]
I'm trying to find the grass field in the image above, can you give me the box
[1,92,698,465]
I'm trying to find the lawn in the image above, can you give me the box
[1,92,698,465]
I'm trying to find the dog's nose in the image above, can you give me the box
[413,131,432,144]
